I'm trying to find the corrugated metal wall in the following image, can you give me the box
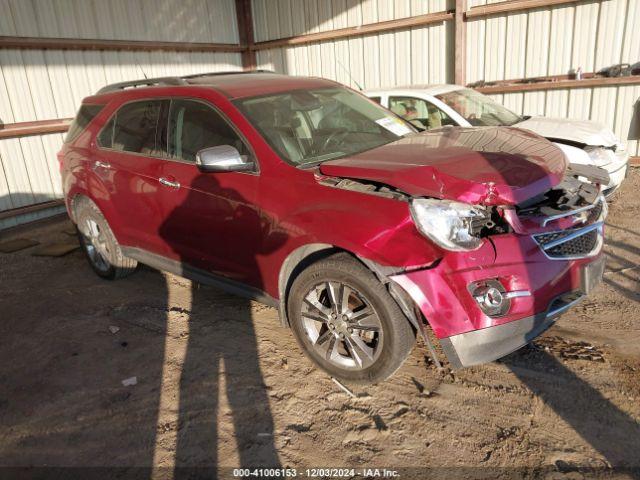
[253,0,455,89]
[0,0,241,230]
[2,0,639,230]
[467,0,640,157]
[253,0,640,158]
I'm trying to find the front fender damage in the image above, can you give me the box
[357,255,444,370]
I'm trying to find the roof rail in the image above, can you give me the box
[181,69,274,80]
[96,76,187,94]
[96,70,276,95]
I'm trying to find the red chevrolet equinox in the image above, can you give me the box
[59,72,606,384]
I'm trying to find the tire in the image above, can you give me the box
[287,253,415,384]
[74,197,138,280]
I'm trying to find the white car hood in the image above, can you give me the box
[517,116,619,147]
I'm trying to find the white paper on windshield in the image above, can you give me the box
[375,116,413,136]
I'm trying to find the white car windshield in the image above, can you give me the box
[436,88,523,127]
[235,87,416,167]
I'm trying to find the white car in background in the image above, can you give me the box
[365,85,629,196]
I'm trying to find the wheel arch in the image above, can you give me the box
[276,243,422,336]
[69,192,88,222]
[277,243,337,327]
[67,190,127,245]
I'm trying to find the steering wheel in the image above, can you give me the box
[321,128,350,151]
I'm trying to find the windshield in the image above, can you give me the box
[436,88,522,127]
[235,87,415,166]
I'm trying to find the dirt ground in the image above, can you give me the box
[1,170,639,480]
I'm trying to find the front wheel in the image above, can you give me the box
[287,254,415,384]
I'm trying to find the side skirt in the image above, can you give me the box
[122,247,279,308]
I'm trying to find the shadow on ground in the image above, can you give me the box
[504,347,640,476]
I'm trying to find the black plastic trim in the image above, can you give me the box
[121,247,278,308]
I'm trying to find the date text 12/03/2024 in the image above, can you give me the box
[232,468,400,477]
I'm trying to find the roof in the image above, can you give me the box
[365,84,465,96]
[91,71,337,101]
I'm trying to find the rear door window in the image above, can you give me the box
[65,104,104,143]
[97,116,115,148]
[104,100,164,155]
[167,99,249,163]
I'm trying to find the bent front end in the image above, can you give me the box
[390,196,607,368]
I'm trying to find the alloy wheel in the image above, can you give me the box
[301,281,384,370]
[80,218,110,272]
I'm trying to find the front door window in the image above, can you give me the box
[167,99,250,163]
[389,96,455,130]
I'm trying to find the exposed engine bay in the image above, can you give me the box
[516,175,601,218]
[317,167,606,247]
[318,169,606,242]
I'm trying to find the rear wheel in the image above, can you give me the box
[74,197,137,280]
[287,253,415,384]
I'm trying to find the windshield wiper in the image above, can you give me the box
[297,152,347,168]
[512,115,531,125]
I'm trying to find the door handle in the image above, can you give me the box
[94,160,111,170]
[159,177,180,189]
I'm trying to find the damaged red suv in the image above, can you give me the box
[59,72,606,384]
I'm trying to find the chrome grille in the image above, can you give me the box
[534,223,602,259]
[541,195,606,227]
[535,230,572,245]
[544,230,598,257]
[586,200,603,224]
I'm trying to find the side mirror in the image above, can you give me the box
[195,145,255,173]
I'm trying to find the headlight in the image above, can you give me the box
[584,146,614,166]
[410,198,489,251]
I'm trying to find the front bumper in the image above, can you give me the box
[390,230,605,368]
[440,257,604,368]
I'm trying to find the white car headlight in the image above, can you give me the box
[410,198,488,251]
[584,146,614,166]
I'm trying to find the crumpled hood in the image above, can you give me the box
[517,116,619,147]
[318,126,567,206]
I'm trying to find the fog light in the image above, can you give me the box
[479,286,504,309]
[468,280,531,317]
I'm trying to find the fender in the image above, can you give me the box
[257,169,444,303]
[263,189,442,269]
